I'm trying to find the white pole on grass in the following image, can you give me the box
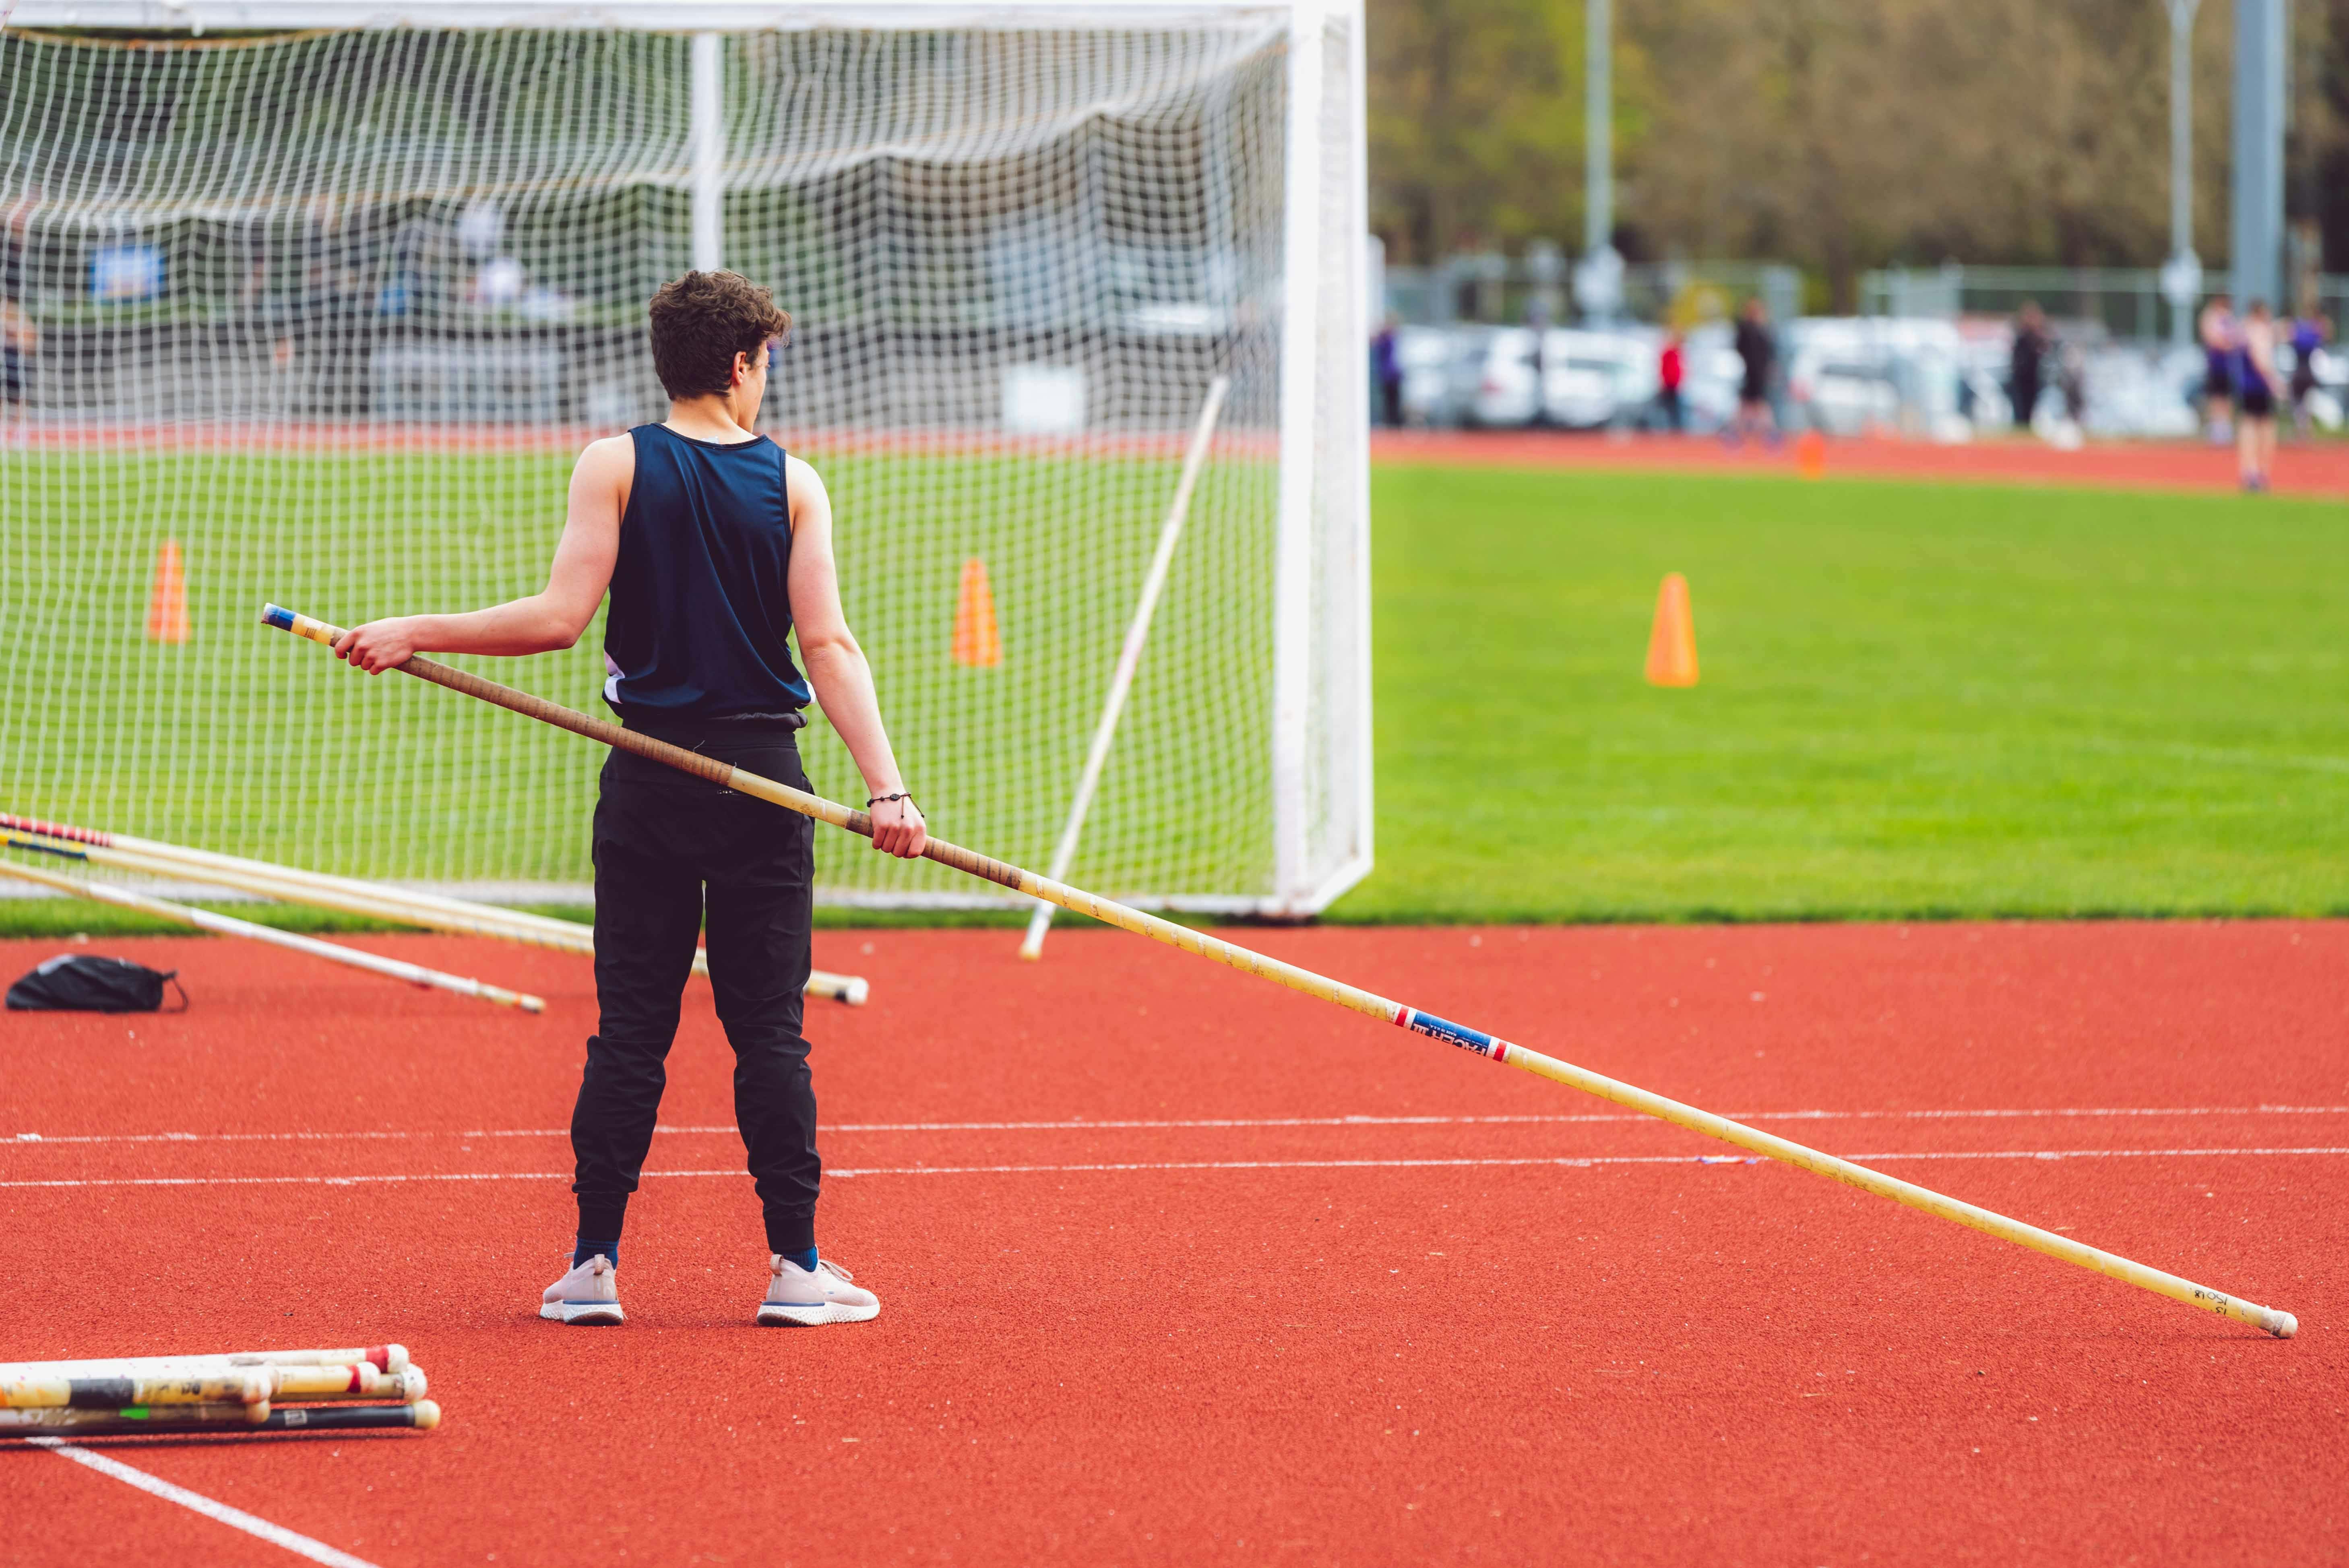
[1019,377,1229,961]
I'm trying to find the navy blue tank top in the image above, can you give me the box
[602,423,810,721]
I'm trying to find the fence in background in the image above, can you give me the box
[1862,264,2349,343]
[1386,254,2349,345]
[1384,256,1801,331]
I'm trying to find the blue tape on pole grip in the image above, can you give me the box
[4,836,85,862]
[1399,1008,1504,1060]
[260,603,295,630]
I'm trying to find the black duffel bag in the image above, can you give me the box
[6,954,188,1013]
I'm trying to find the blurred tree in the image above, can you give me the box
[1368,0,1652,262]
[1368,0,2326,301]
[2300,0,2349,285]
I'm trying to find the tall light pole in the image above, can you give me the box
[1585,0,1611,258]
[2231,0,2285,311]
[2160,0,2200,344]
[1574,0,1624,323]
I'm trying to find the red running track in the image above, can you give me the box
[1374,427,2349,498]
[1,922,2343,1565]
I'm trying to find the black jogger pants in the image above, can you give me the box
[569,725,819,1255]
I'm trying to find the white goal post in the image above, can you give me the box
[0,0,1372,917]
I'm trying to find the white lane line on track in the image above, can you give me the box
[6,1147,2348,1189]
[13,1105,2349,1146]
[29,1439,381,1567]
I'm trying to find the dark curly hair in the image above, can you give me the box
[647,271,792,400]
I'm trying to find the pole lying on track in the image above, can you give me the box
[0,814,868,1005]
[262,603,2298,1339]
[0,1401,439,1434]
[1021,376,1229,961]
[0,1345,408,1377]
[0,1402,269,1430]
[0,1350,421,1390]
[0,857,546,1014]
[3,1372,269,1409]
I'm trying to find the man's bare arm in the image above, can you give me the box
[787,455,928,859]
[333,435,631,673]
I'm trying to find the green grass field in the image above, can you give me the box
[4,457,2346,935]
[1336,464,2349,921]
[0,443,1274,903]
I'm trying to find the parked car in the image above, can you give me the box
[1786,348,1899,434]
[1395,324,1493,428]
[1650,320,1744,433]
[1467,328,1543,426]
[1545,327,1661,428]
[1785,317,1969,440]
[1468,325,1660,428]
[2076,345,2196,438]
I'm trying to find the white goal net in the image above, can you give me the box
[0,2,1370,914]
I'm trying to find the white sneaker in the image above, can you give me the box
[757,1254,879,1326]
[539,1254,624,1325]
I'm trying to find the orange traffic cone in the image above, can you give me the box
[1795,427,1827,479]
[1644,572,1698,687]
[951,557,1000,668]
[146,538,190,644]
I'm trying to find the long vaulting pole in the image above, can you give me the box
[262,604,2297,1339]
[0,854,545,1014]
[0,815,867,1004]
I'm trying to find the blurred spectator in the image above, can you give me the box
[1656,330,1685,431]
[2235,299,2279,492]
[2008,302,2049,431]
[458,199,505,263]
[295,195,373,416]
[2198,293,2237,444]
[1,192,36,419]
[1729,297,1777,444]
[1371,315,1402,427]
[472,255,527,310]
[2288,310,2330,439]
[1524,295,1551,428]
[2056,338,2086,432]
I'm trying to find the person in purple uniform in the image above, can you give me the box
[2235,299,2281,492]
[2287,310,2330,440]
[1371,314,1403,427]
[2198,293,2238,444]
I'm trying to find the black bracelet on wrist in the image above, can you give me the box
[867,791,913,809]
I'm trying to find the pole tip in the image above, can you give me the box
[260,603,295,631]
[2269,1312,2298,1339]
[1016,945,1042,962]
[843,977,870,1006]
[411,1399,441,1430]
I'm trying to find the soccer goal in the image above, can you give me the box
[0,0,1371,917]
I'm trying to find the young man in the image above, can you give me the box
[332,270,926,1326]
